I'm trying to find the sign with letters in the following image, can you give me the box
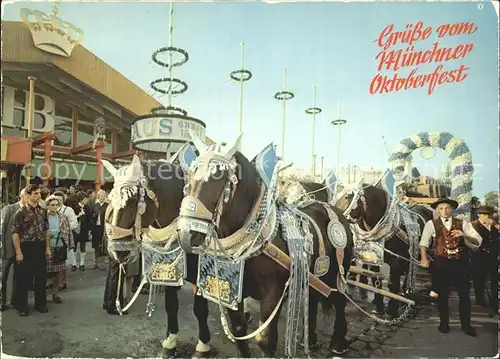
[131,115,206,152]
[1,85,56,133]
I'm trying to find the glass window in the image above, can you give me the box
[77,112,95,146]
[13,108,24,128]
[116,128,131,153]
[54,104,73,147]
[103,128,113,154]
[14,88,25,108]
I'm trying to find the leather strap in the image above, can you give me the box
[263,243,333,297]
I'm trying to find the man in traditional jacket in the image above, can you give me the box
[419,197,482,336]
[471,205,499,317]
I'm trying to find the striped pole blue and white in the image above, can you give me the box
[388,132,473,218]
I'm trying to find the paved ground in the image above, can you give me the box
[1,254,498,358]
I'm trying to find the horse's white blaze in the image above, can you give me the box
[162,333,178,349]
[195,339,211,353]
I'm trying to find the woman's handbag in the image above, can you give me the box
[52,233,68,263]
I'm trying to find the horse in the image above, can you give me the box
[279,178,330,204]
[177,133,354,357]
[336,183,433,317]
[101,154,216,358]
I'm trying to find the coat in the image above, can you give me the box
[76,203,92,242]
[1,202,21,259]
[91,201,108,227]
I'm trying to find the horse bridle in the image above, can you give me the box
[178,154,239,251]
[340,185,367,223]
[105,176,159,262]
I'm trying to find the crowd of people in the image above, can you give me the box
[1,184,110,315]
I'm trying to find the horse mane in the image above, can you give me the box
[142,161,186,226]
[299,181,329,203]
[219,151,260,236]
[361,184,389,228]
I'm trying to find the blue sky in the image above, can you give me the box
[2,1,498,196]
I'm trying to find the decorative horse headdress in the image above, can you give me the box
[101,155,144,210]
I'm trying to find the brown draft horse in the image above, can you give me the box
[177,137,354,357]
[336,184,433,316]
[102,156,216,358]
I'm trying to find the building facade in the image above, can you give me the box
[1,14,213,204]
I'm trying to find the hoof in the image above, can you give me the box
[330,338,348,355]
[162,347,176,359]
[192,350,211,358]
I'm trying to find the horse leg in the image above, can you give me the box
[329,291,349,355]
[193,294,212,358]
[308,293,320,348]
[370,266,385,314]
[162,286,180,358]
[402,272,409,293]
[255,291,284,357]
[243,297,252,324]
[387,260,402,318]
[226,303,252,358]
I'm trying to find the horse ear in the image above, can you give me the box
[224,132,243,158]
[189,130,206,155]
[101,160,117,178]
[129,155,143,177]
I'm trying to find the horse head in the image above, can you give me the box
[101,155,159,264]
[178,131,260,254]
[336,182,388,228]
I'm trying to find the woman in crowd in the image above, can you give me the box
[67,192,92,271]
[45,195,74,303]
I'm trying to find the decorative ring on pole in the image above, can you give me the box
[274,91,294,100]
[305,107,322,115]
[150,105,188,116]
[133,2,205,155]
[150,78,188,95]
[151,46,189,68]
[388,131,474,217]
[331,119,346,126]
[230,69,252,82]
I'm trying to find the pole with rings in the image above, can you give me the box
[148,2,191,159]
[305,85,322,178]
[150,2,189,118]
[229,42,252,151]
[274,69,294,160]
[25,76,36,185]
[331,101,347,176]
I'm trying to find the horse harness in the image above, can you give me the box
[178,152,348,298]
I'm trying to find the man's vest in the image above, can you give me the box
[471,220,499,254]
[432,218,468,260]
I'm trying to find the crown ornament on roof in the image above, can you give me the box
[20,2,84,57]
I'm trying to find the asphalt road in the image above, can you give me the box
[1,262,498,358]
